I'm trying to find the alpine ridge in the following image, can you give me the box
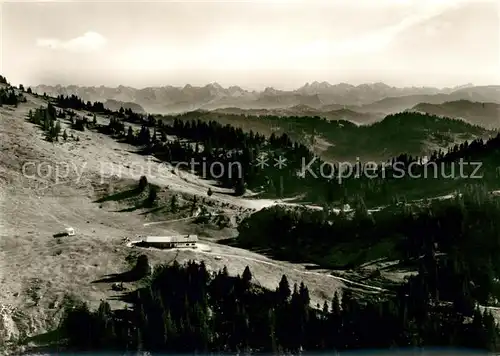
[31,82,498,116]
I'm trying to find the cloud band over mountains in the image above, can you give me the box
[36,31,107,52]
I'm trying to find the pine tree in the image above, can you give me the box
[132,254,151,278]
[268,308,278,353]
[136,327,143,352]
[170,195,178,213]
[322,301,329,315]
[299,282,310,306]
[341,289,354,313]
[127,126,134,143]
[242,266,252,289]
[138,176,148,191]
[234,178,245,196]
[152,127,157,143]
[277,275,291,303]
[331,291,341,316]
[146,186,158,207]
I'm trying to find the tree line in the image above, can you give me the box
[0,76,30,106]
[321,133,500,207]
[0,87,25,107]
[58,256,498,353]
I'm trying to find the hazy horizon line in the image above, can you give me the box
[29,80,491,92]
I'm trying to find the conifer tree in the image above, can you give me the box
[277,275,291,303]
[170,194,178,213]
[242,266,252,289]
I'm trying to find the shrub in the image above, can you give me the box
[234,178,245,196]
[170,194,178,212]
[138,176,148,191]
[145,185,158,207]
[72,118,86,131]
[132,254,151,279]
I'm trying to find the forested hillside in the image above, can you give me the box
[25,92,498,208]
[412,100,500,129]
[238,186,500,295]
[57,258,497,353]
[164,110,489,161]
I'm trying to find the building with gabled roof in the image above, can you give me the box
[140,235,198,249]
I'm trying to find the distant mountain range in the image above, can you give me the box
[103,99,146,114]
[209,106,383,125]
[409,100,500,129]
[31,82,500,118]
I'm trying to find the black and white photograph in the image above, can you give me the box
[0,0,500,354]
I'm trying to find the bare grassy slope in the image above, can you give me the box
[0,94,351,351]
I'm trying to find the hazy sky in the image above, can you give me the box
[1,0,499,89]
